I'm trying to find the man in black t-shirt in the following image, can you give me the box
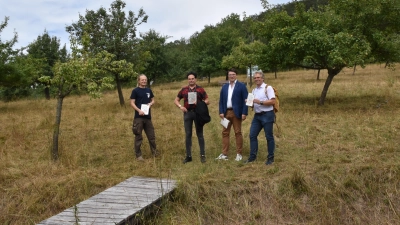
[130,74,158,161]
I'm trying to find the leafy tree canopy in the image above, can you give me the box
[139,29,169,84]
[190,13,244,81]
[27,30,68,99]
[0,16,20,87]
[66,0,147,105]
[255,2,375,105]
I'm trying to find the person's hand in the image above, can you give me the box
[219,114,224,119]
[138,110,145,116]
[242,114,246,121]
[180,106,187,113]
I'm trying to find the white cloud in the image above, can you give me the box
[0,0,290,50]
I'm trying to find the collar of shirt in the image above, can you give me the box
[255,82,267,90]
[188,85,197,91]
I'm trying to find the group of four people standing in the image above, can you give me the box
[130,68,276,165]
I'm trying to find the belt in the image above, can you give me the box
[255,111,268,115]
[187,109,196,112]
[227,108,233,110]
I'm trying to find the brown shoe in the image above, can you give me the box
[137,156,144,161]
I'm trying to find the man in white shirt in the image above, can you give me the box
[217,68,248,161]
[245,71,276,165]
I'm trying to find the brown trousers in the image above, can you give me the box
[132,117,157,157]
[222,109,243,155]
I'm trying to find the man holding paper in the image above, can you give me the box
[245,71,276,165]
[217,68,248,161]
[130,74,158,161]
[174,71,209,164]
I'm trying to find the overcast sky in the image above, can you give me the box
[1,0,290,50]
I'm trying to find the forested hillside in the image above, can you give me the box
[1,0,399,104]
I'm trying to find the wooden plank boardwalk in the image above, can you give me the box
[37,176,177,225]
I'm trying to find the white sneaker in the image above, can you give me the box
[235,154,243,161]
[215,154,228,160]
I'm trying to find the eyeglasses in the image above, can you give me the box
[228,73,236,76]
[253,77,262,79]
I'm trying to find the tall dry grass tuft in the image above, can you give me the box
[1,64,399,224]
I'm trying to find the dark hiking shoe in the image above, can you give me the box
[244,158,255,164]
[201,155,206,163]
[183,156,192,164]
[265,157,274,165]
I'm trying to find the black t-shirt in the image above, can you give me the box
[130,87,154,119]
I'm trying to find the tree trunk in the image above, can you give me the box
[318,68,341,106]
[44,87,50,100]
[52,96,64,161]
[274,70,277,79]
[208,73,211,84]
[385,61,389,68]
[353,64,356,75]
[115,73,125,106]
[317,69,320,80]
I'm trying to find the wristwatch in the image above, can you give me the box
[260,101,263,105]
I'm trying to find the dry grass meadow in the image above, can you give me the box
[1,64,399,224]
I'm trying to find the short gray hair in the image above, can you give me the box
[254,71,264,79]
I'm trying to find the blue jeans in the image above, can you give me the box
[184,111,205,157]
[248,111,275,161]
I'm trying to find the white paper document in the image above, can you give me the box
[141,104,149,115]
[246,93,254,106]
[188,92,197,104]
[220,118,230,128]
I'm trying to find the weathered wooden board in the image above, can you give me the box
[37,176,176,225]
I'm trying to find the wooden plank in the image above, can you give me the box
[39,212,125,222]
[64,207,134,215]
[37,176,176,225]
[75,202,143,209]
